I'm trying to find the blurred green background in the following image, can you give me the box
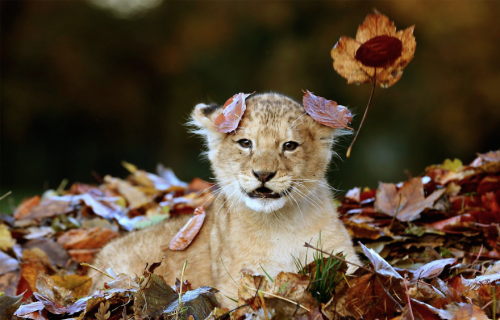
[1,0,499,212]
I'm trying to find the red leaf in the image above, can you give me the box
[355,35,403,67]
[302,90,352,129]
[213,92,254,133]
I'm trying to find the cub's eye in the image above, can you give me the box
[283,141,299,151]
[238,139,252,149]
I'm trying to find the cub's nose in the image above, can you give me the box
[252,170,276,183]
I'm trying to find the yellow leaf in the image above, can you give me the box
[441,158,463,171]
[51,274,92,298]
[0,224,15,251]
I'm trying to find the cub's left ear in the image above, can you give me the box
[189,103,226,148]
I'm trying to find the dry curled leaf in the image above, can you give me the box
[168,207,206,250]
[331,11,416,88]
[302,90,352,129]
[360,242,402,278]
[213,92,253,133]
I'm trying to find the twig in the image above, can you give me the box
[242,285,311,312]
[0,191,12,201]
[304,242,374,274]
[472,244,483,265]
[403,275,415,320]
[81,262,115,279]
[389,194,402,230]
[347,69,377,158]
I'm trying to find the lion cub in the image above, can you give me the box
[90,93,359,305]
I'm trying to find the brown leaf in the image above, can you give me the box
[104,176,149,209]
[19,248,55,297]
[20,199,74,221]
[14,196,41,220]
[57,227,119,250]
[237,272,317,318]
[331,11,416,88]
[302,90,352,129]
[451,303,488,320]
[343,219,387,240]
[345,273,405,319]
[0,293,24,320]
[32,273,91,316]
[24,238,70,267]
[66,248,101,263]
[169,206,206,251]
[174,278,193,294]
[374,177,446,221]
[213,92,253,133]
[134,273,177,319]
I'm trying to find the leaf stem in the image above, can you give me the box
[347,69,377,158]
[403,275,415,320]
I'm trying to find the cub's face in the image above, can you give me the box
[192,93,345,214]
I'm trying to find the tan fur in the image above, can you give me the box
[90,93,360,306]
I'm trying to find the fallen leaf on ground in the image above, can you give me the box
[14,196,41,220]
[57,227,119,250]
[360,242,402,278]
[213,92,253,133]
[451,303,488,320]
[374,177,446,221]
[302,90,352,129]
[0,223,15,251]
[19,248,55,297]
[0,293,24,320]
[51,274,92,298]
[331,11,416,88]
[412,258,456,280]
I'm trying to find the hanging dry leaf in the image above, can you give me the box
[374,177,446,221]
[213,92,253,133]
[168,207,206,250]
[331,11,416,88]
[302,90,352,129]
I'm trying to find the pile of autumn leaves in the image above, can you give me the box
[0,151,498,320]
[0,163,217,319]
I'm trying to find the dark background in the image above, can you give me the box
[1,0,499,212]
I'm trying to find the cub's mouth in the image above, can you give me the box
[246,186,289,199]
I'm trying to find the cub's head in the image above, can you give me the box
[191,93,349,214]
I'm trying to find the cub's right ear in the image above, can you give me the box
[189,103,226,151]
[191,103,223,132]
